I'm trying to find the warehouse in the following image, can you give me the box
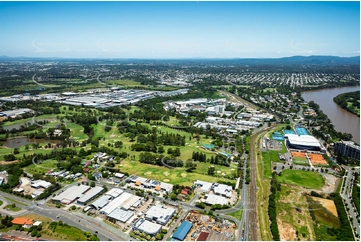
[0,108,34,119]
[105,188,123,198]
[31,180,52,189]
[133,219,162,236]
[90,195,111,210]
[285,134,321,151]
[77,186,104,205]
[145,204,176,225]
[108,208,134,223]
[52,185,90,204]
[172,221,193,241]
[100,192,133,215]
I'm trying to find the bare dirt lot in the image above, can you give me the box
[311,197,338,217]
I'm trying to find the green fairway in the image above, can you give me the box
[66,122,88,140]
[119,160,235,186]
[276,169,325,190]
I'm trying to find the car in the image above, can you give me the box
[95,231,98,234]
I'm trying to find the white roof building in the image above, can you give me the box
[77,186,104,204]
[91,195,111,210]
[205,194,229,205]
[133,219,162,236]
[53,185,90,204]
[286,134,321,148]
[108,208,134,223]
[145,205,176,225]
[105,188,123,198]
[212,183,232,198]
[194,180,213,193]
[31,180,52,189]
[100,192,132,215]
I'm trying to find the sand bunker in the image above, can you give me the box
[163,179,170,182]
[163,171,170,176]
[181,173,187,178]
[144,171,152,175]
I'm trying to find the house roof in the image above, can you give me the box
[12,218,34,225]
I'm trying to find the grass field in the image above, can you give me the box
[4,204,22,212]
[226,208,243,222]
[66,122,88,140]
[4,197,28,206]
[19,213,98,241]
[293,157,309,165]
[276,185,315,241]
[276,170,325,190]
[25,159,58,175]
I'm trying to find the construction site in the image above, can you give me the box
[183,210,236,241]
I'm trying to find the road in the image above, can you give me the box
[340,166,360,240]
[0,191,130,241]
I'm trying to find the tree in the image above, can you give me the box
[90,181,96,187]
[208,166,215,176]
[185,159,197,172]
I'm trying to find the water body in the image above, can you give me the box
[3,137,59,148]
[302,86,360,144]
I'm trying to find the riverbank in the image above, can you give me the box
[333,91,360,117]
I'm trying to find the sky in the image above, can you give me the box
[0,1,359,58]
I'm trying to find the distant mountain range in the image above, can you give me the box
[0,55,359,65]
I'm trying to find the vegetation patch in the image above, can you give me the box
[276,169,325,190]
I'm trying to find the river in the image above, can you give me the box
[301,86,360,144]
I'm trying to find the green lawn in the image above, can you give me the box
[66,122,88,140]
[293,157,309,165]
[4,204,22,212]
[276,169,325,190]
[4,197,28,206]
[25,159,58,175]
[226,208,243,221]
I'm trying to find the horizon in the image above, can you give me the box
[0,54,360,60]
[0,1,359,58]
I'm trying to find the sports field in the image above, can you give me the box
[308,153,327,165]
[276,169,325,190]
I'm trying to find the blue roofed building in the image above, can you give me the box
[172,221,193,241]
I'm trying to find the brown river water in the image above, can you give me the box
[301,86,360,144]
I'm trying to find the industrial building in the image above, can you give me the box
[334,141,360,161]
[0,108,34,119]
[133,219,162,236]
[172,221,193,241]
[77,186,104,205]
[100,192,142,215]
[31,180,52,189]
[52,185,91,204]
[105,188,123,198]
[107,208,134,223]
[145,204,176,225]
[285,134,322,151]
[90,195,111,210]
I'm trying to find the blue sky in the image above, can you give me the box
[0,1,359,58]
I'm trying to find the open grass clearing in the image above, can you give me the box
[25,159,58,175]
[226,208,243,220]
[4,204,22,212]
[276,169,325,190]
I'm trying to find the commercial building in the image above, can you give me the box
[126,175,173,194]
[334,141,360,161]
[11,218,34,228]
[77,186,104,205]
[285,134,322,151]
[212,183,232,198]
[31,180,52,189]
[172,221,193,241]
[204,194,228,206]
[145,204,176,225]
[100,192,142,215]
[133,219,162,236]
[105,188,123,198]
[194,180,213,193]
